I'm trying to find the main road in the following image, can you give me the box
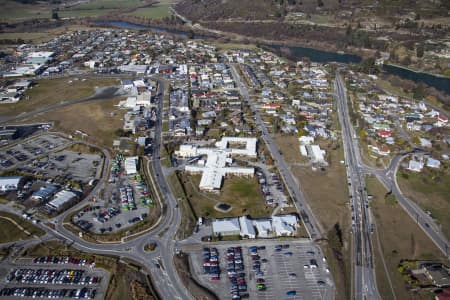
[1,77,193,300]
[335,74,380,300]
[230,64,323,240]
[335,72,450,300]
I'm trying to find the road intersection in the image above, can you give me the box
[0,70,448,300]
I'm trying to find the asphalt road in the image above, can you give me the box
[335,74,380,300]
[0,77,193,300]
[230,64,323,240]
[335,72,450,300]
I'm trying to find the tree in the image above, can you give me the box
[416,43,424,58]
[51,10,59,19]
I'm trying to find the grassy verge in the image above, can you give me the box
[173,253,219,300]
[168,172,196,240]
[366,175,447,300]
[397,168,450,240]
[0,212,45,242]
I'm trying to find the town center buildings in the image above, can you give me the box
[175,137,257,192]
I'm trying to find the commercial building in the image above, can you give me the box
[176,137,257,192]
[0,176,23,192]
[46,190,78,213]
[124,156,139,175]
[300,144,328,166]
[31,185,58,202]
[212,218,241,237]
[272,215,299,236]
[239,216,256,239]
[26,51,54,65]
[211,214,299,238]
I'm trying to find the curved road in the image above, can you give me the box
[1,78,192,300]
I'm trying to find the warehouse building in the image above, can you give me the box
[211,214,299,238]
[124,156,139,175]
[31,185,58,202]
[212,218,241,237]
[46,190,78,213]
[0,176,24,192]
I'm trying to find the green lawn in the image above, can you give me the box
[128,5,171,19]
[181,173,271,218]
[0,212,45,243]
[366,175,447,300]
[69,0,144,10]
[397,168,450,240]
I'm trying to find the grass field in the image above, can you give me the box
[0,211,45,243]
[366,175,447,300]
[0,77,118,118]
[128,5,171,19]
[0,0,148,22]
[0,217,34,243]
[0,1,51,22]
[181,173,271,218]
[19,96,124,148]
[397,168,450,240]
[69,0,145,10]
[274,134,309,165]
[290,141,351,300]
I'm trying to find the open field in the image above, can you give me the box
[15,96,124,148]
[68,0,145,10]
[366,175,447,300]
[397,168,450,240]
[0,25,109,46]
[0,77,118,118]
[180,173,271,219]
[0,0,149,22]
[290,142,350,300]
[0,1,52,22]
[0,212,45,242]
[291,144,349,232]
[274,134,309,165]
[128,5,171,19]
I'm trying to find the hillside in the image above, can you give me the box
[174,0,450,76]
[175,0,450,22]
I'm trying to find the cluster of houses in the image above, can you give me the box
[0,29,223,80]
[211,214,300,238]
[347,73,448,171]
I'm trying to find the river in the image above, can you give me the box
[96,20,449,94]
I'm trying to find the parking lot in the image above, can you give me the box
[187,239,334,300]
[73,155,154,234]
[0,256,109,300]
[0,134,69,170]
[0,134,102,185]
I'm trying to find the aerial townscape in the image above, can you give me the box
[0,0,449,300]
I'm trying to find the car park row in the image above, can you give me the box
[0,287,96,299]
[6,268,101,286]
